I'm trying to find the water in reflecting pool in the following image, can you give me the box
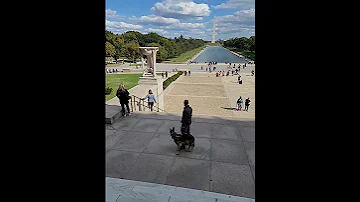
[192,46,249,63]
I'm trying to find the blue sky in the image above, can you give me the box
[106,0,255,41]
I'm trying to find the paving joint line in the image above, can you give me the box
[123,117,162,178]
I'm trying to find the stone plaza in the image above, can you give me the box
[106,64,255,201]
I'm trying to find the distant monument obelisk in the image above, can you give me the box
[211,16,216,43]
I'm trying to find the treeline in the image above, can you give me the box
[105,30,206,63]
[223,36,255,52]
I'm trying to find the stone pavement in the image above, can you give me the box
[106,111,255,199]
[164,69,255,119]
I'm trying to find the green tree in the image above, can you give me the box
[124,41,140,64]
[121,32,138,44]
[105,41,116,58]
[146,42,168,62]
[249,36,255,52]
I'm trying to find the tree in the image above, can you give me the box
[249,36,255,52]
[105,41,116,58]
[113,49,122,63]
[121,32,138,44]
[146,42,168,62]
[124,41,140,64]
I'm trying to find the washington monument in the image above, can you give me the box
[211,16,216,43]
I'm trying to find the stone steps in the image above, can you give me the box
[105,104,122,124]
[106,177,255,202]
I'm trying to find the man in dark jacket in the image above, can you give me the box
[180,100,192,149]
[181,100,192,136]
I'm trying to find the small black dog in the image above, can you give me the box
[169,127,195,155]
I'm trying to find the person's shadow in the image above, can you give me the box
[221,107,238,111]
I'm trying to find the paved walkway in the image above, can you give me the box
[164,67,255,119]
[106,112,255,199]
[106,63,255,200]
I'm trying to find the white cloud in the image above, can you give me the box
[106,9,123,19]
[145,28,169,35]
[234,9,255,18]
[151,0,210,19]
[162,22,204,30]
[105,20,143,34]
[212,0,255,9]
[197,17,203,20]
[130,15,180,26]
[216,9,255,27]
[106,20,143,29]
[216,26,254,35]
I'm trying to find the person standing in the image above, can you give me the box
[237,96,243,111]
[181,100,192,136]
[116,83,131,116]
[142,89,157,112]
[245,97,251,111]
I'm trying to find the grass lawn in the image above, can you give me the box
[167,45,206,63]
[238,51,255,61]
[105,74,142,101]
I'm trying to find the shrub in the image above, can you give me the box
[105,87,113,95]
[163,71,183,90]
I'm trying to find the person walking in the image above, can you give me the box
[245,97,251,111]
[181,100,192,137]
[237,96,243,111]
[116,83,131,116]
[142,89,157,112]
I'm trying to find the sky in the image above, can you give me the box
[105,0,255,41]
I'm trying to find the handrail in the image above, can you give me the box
[131,94,167,113]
